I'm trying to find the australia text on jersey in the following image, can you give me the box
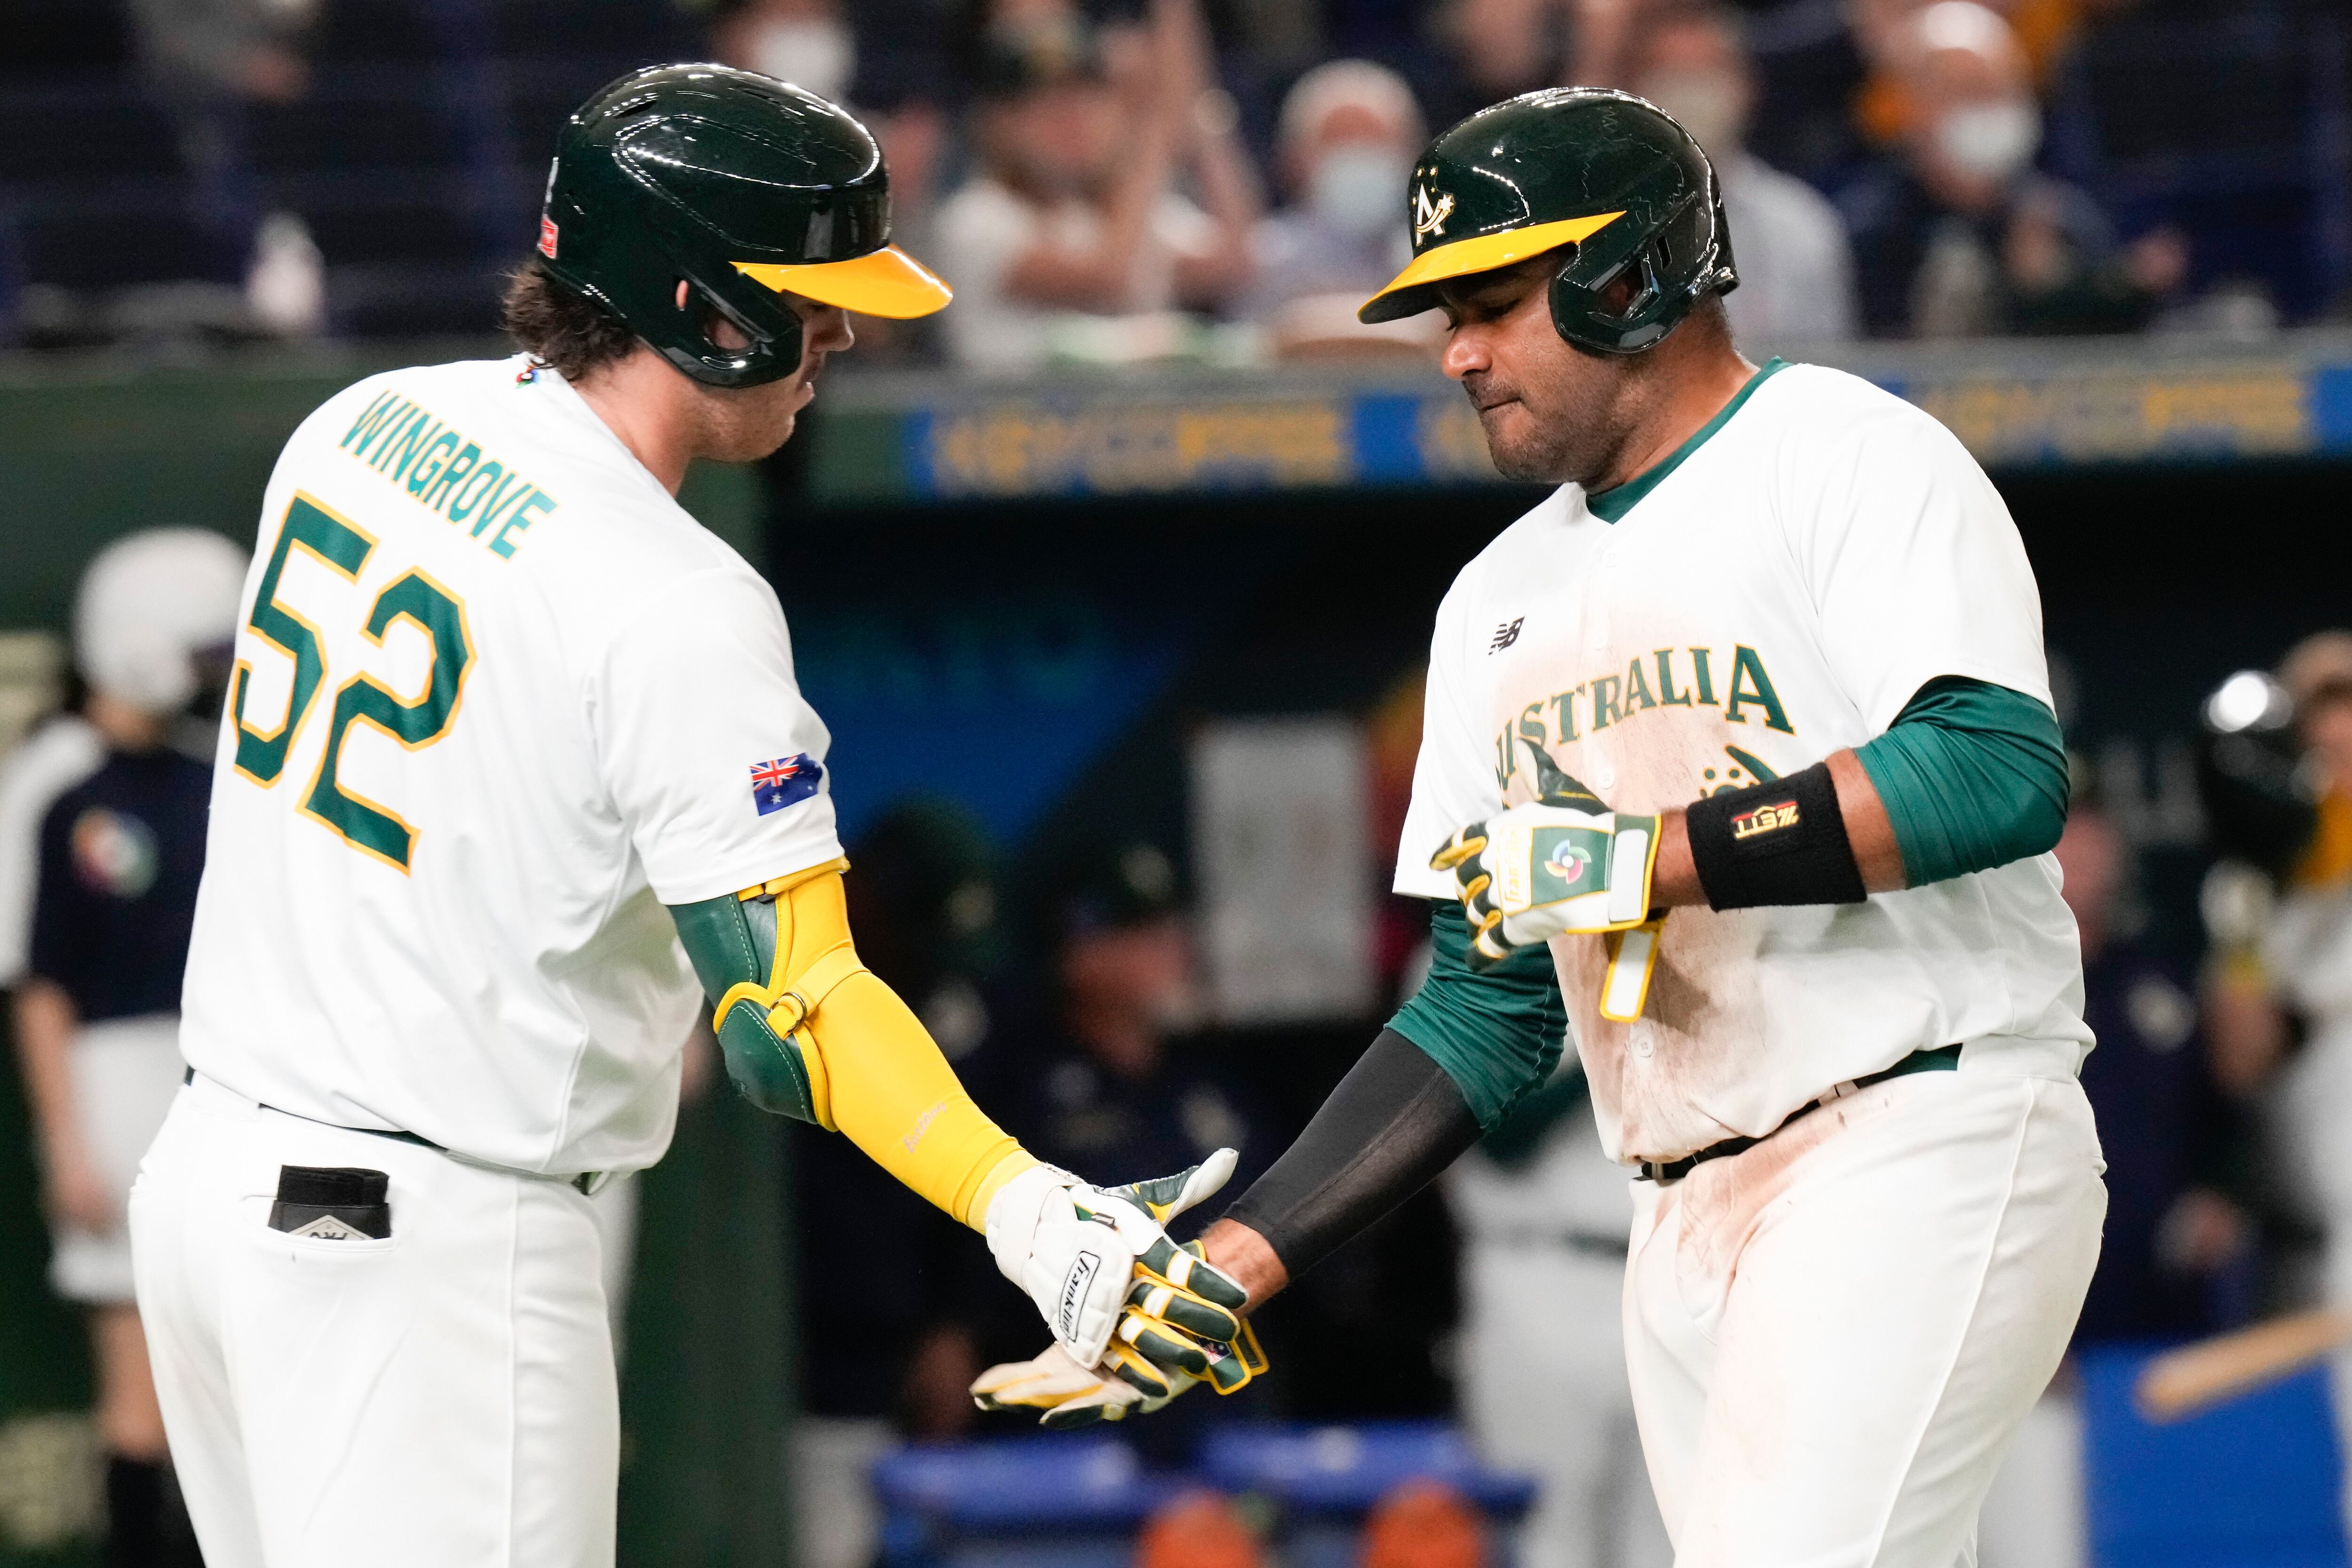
[1491,642,1794,791]
[336,388,559,559]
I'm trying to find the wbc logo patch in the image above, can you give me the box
[750,753,823,816]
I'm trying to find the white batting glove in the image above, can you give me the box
[982,1150,1245,1369]
[1432,769,1659,967]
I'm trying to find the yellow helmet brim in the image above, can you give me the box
[1357,211,1626,323]
[734,245,953,319]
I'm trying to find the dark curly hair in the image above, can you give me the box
[500,260,639,380]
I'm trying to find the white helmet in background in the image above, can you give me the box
[74,529,252,717]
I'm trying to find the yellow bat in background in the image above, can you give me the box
[2134,1310,2352,1423]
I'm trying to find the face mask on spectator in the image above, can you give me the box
[1310,146,1411,240]
[1934,101,2039,185]
[747,17,856,106]
[1636,68,1744,158]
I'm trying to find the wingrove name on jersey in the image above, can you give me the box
[337,388,559,558]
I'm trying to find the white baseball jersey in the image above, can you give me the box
[1395,362,2090,1164]
[181,355,842,1177]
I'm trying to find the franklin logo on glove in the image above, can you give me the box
[1058,1251,1102,1341]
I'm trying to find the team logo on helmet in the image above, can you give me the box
[1412,184,1455,241]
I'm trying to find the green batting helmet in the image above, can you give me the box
[536,64,950,388]
[1359,87,1736,355]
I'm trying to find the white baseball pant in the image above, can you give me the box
[128,1072,621,1568]
[1624,1037,2105,1568]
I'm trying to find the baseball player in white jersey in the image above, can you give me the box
[978,87,2107,1568]
[129,67,1262,1568]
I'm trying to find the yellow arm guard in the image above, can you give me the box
[669,860,1037,1229]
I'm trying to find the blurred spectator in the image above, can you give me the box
[790,800,1010,1568]
[2203,633,2352,1525]
[1241,61,1442,358]
[1628,3,1858,344]
[1008,842,1263,1189]
[128,0,323,326]
[1445,1060,1669,1568]
[713,0,858,102]
[10,530,247,1568]
[1837,1,2183,337]
[709,0,955,360]
[2061,802,2248,1341]
[1419,0,1644,126]
[934,3,1260,370]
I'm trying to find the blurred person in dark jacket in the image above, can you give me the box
[1837,0,2183,338]
[1009,842,1264,1192]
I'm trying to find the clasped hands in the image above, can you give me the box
[975,1149,1266,1428]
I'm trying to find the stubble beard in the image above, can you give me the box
[1473,380,1611,487]
[698,375,807,464]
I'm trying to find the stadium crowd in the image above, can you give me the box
[2,0,2340,352]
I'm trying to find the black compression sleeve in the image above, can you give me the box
[1220,1029,1481,1280]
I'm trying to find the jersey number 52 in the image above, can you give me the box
[229,493,474,872]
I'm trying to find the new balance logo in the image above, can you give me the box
[289,1215,369,1240]
[1489,618,1525,653]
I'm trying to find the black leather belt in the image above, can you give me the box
[1635,1044,1963,1185]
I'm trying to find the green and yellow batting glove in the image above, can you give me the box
[1431,740,1659,968]
[971,1154,1270,1426]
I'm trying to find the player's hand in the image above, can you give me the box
[982,1150,1251,1371]
[971,1305,1270,1430]
[1431,765,1659,967]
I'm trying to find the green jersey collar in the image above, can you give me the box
[1583,356,1789,524]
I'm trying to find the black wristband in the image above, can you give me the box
[1685,760,1867,910]
[1221,1029,1480,1281]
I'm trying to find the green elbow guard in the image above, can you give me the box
[714,997,825,1123]
[670,891,827,1126]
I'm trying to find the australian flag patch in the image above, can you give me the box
[750,754,823,817]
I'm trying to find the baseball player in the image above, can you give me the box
[980,88,2107,1568]
[8,529,247,1566]
[128,66,1257,1568]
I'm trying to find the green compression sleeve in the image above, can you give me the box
[1854,676,2069,888]
[1387,902,1567,1133]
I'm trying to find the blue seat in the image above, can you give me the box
[871,1434,1189,1568]
[2079,1344,2351,1568]
[1199,1420,1537,1518]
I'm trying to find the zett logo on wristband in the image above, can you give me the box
[1731,800,1802,841]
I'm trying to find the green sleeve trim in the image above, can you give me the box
[1586,357,1788,523]
[1854,676,2068,888]
[1387,902,1568,1133]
